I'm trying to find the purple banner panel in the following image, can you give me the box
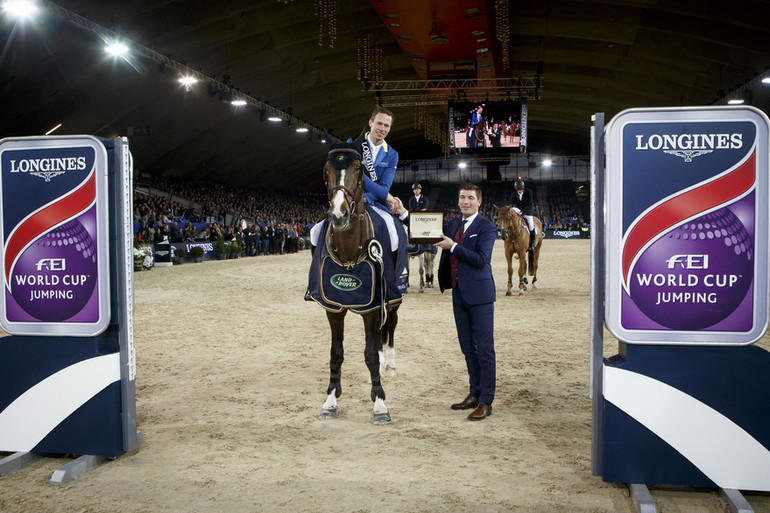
[0,136,110,337]
[605,107,769,345]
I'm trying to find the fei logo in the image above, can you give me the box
[666,254,708,270]
[36,258,66,271]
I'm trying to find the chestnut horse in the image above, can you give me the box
[312,143,399,424]
[496,205,543,296]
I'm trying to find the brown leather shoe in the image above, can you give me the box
[467,403,492,420]
[450,395,479,410]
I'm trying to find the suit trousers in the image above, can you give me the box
[452,287,496,405]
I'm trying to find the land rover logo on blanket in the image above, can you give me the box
[330,274,362,291]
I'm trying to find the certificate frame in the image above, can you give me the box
[408,210,444,244]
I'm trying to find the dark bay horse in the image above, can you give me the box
[312,143,399,424]
[473,117,487,147]
[496,205,543,296]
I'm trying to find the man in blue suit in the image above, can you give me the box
[436,183,497,420]
[388,183,496,420]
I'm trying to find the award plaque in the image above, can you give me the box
[408,210,444,244]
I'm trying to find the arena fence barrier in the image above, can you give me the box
[0,136,138,484]
[592,106,770,512]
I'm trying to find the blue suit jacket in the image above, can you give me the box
[438,215,496,305]
[363,140,398,210]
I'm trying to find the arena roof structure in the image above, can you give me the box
[0,0,768,192]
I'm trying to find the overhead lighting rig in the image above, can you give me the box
[37,0,339,144]
[364,77,541,107]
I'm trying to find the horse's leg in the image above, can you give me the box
[518,249,528,295]
[425,252,435,287]
[319,310,346,419]
[530,244,540,291]
[363,311,390,424]
[505,242,515,296]
[382,304,398,376]
[418,253,425,292]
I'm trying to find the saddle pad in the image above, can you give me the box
[318,255,376,310]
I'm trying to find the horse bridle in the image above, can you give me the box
[326,147,364,216]
[501,208,525,241]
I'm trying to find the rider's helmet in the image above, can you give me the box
[514,179,525,191]
[412,183,422,190]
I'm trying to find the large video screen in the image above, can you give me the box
[449,98,527,152]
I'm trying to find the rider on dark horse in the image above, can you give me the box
[510,179,537,251]
[468,105,484,147]
[307,106,408,303]
[309,106,400,254]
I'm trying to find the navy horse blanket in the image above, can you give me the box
[307,205,408,314]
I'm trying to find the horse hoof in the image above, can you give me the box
[506,290,513,296]
[372,412,391,425]
[419,288,424,293]
[384,367,396,377]
[522,277,529,284]
[518,290,526,296]
[319,407,338,419]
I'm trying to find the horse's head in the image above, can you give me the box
[324,142,364,229]
[496,205,514,241]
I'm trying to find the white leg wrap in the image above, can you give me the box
[322,392,338,410]
[373,397,388,415]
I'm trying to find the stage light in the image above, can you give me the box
[230,98,247,106]
[728,99,745,105]
[268,116,281,122]
[105,42,129,57]
[542,159,553,167]
[2,0,37,19]
[178,76,197,86]
[296,127,308,133]
[458,162,468,169]
[763,77,770,85]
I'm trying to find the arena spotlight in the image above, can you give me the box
[296,127,308,133]
[542,158,553,167]
[230,98,247,107]
[268,116,281,122]
[458,162,468,169]
[728,98,745,105]
[105,41,129,57]
[2,0,37,19]
[178,76,197,86]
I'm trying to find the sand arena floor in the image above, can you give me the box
[1,239,769,512]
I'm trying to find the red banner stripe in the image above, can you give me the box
[622,153,756,286]
[4,171,96,285]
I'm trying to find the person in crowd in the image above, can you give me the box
[509,179,537,251]
[262,223,273,255]
[274,222,285,255]
[388,183,496,420]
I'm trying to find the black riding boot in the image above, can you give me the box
[528,229,536,251]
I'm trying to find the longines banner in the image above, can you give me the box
[0,136,110,336]
[605,107,769,345]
